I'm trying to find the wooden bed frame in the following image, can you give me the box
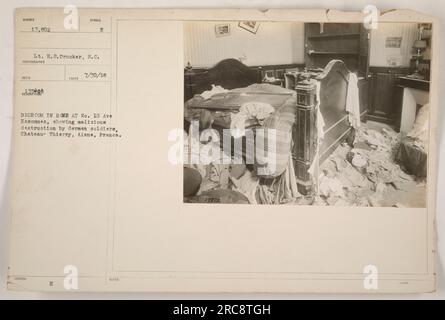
[292,60,352,194]
[184,59,353,195]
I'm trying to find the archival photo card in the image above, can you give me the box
[182,21,431,207]
[7,8,438,293]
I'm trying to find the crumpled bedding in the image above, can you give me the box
[346,72,361,130]
[200,84,228,99]
[230,101,275,139]
[396,140,427,177]
[256,153,301,204]
[184,83,298,178]
[184,83,294,125]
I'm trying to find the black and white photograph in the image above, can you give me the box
[183,21,431,207]
[1,3,443,298]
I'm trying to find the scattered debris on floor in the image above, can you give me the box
[299,122,427,207]
[184,122,426,207]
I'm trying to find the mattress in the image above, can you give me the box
[184,84,298,178]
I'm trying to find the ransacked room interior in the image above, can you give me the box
[8,8,438,295]
[183,21,431,207]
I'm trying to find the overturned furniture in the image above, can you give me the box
[184,59,355,195]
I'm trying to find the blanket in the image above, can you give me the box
[184,84,298,178]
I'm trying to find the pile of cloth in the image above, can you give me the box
[183,143,300,205]
[200,84,228,99]
[230,101,275,138]
[183,83,302,205]
[183,122,301,205]
[396,103,429,178]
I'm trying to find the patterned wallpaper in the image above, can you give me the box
[184,21,305,68]
[184,22,420,68]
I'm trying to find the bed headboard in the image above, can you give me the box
[184,59,261,101]
[316,60,350,129]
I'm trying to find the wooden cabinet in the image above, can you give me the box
[304,23,370,77]
[304,23,371,119]
[367,67,409,124]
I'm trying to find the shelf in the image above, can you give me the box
[304,23,369,77]
[307,33,361,39]
[307,51,359,56]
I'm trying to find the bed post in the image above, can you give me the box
[293,82,318,195]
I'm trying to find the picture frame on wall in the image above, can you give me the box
[238,21,260,34]
[385,36,403,48]
[215,23,231,37]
